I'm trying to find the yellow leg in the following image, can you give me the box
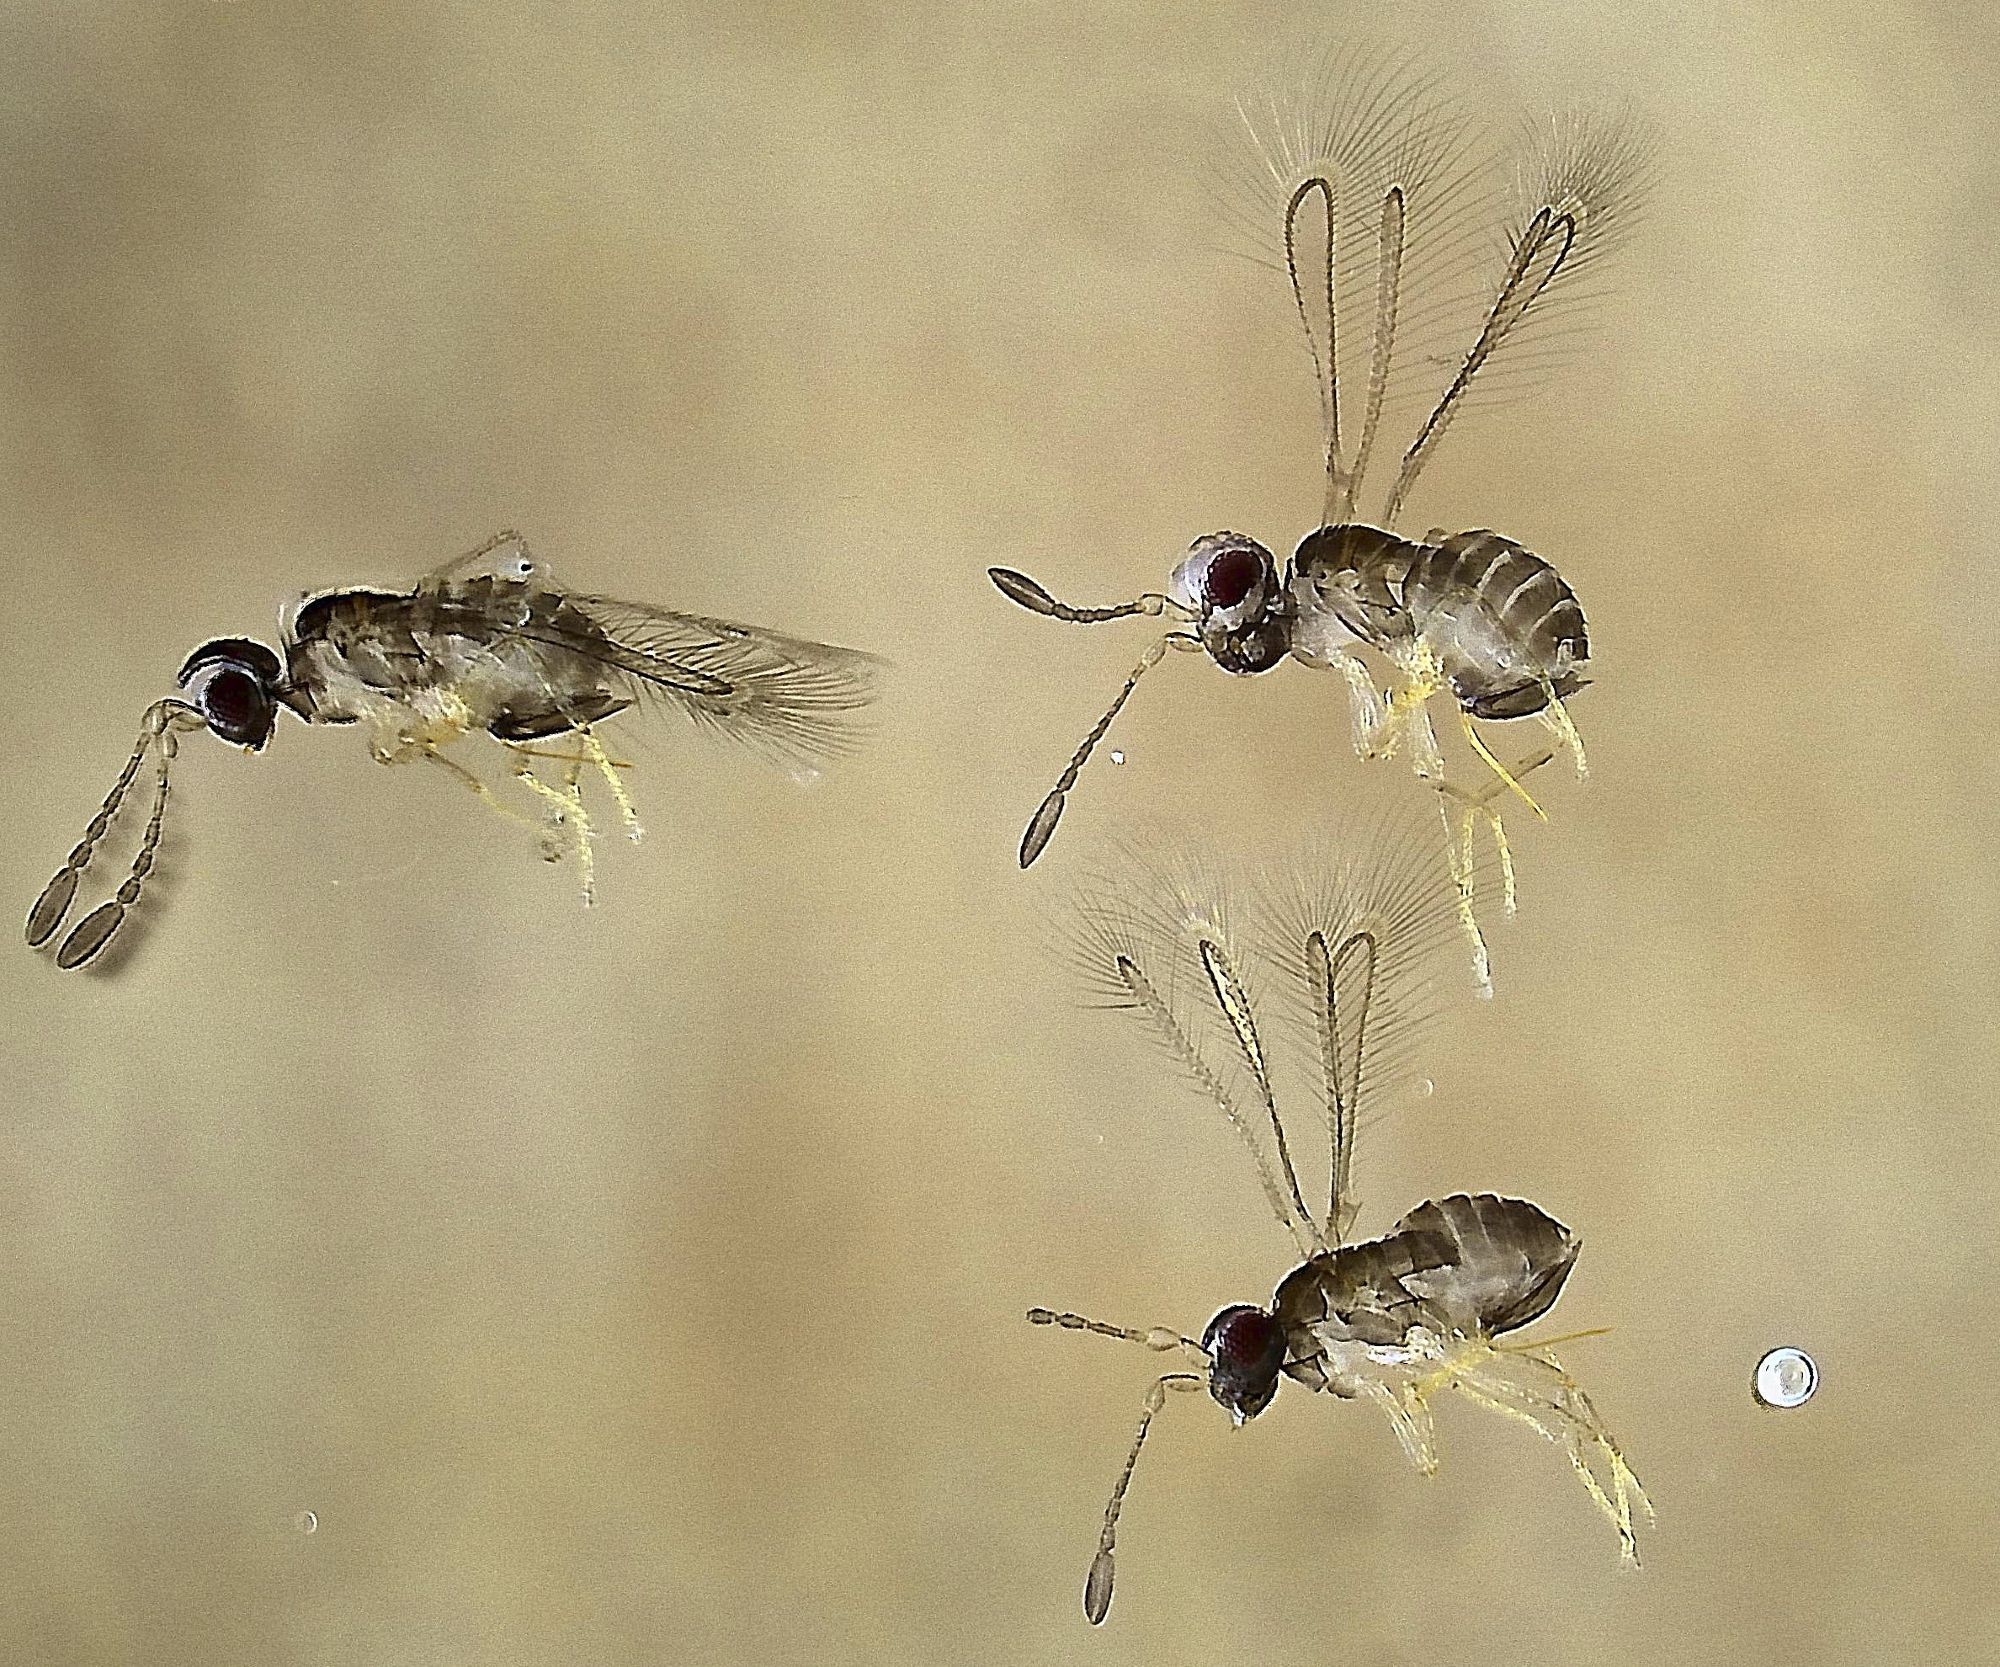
[1435,779,1516,917]
[580,727,643,842]
[1337,654,1387,757]
[506,728,643,843]
[1459,709,1547,820]
[1537,682,1589,780]
[1362,1379,1440,1477]
[415,745,543,836]
[1433,793,1494,997]
[514,756,597,906]
[509,742,634,770]
[1452,1346,1651,1566]
[1495,1326,1614,1354]
[1370,676,1434,762]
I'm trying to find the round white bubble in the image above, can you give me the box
[1109,750,1125,765]
[1753,1347,1817,1409]
[294,1510,319,1534]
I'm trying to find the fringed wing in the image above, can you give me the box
[562,596,884,773]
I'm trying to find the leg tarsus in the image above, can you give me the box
[513,757,596,905]
[1452,1343,1649,1566]
[1537,681,1589,780]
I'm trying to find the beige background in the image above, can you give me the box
[2,1,1995,1662]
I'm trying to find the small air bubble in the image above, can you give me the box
[1415,1077,1435,1099]
[294,1510,318,1534]
[1753,1347,1817,1409]
[1109,750,1125,765]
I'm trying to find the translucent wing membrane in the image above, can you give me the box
[1255,812,1477,1237]
[1254,812,1475,1118]
[411,532,884,773]
[1210,46,1500,518]
[1383,106,1655,523]
[1209,45,1653,526]
[1061,814,1474,1255]
[1064,849,1321,1259]
[564,596,884,772]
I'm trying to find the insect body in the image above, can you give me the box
[1030,827,1648,1623]
[991,55,1650,988]
[27,531,881,967]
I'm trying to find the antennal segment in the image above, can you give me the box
[1027,1308,1209,1361]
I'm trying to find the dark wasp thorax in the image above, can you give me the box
[1287,523,1423,655]
[1271,1194,1580,1390]
[282,576,633,740]
[1288,524,1590,720]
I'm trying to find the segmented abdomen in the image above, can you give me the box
[1402,530,1589,719]
[1273,1192,1580,1358]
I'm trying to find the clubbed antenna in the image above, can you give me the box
[1016,633,1202,867]
[1082,1372,1204,1624]
[27,699,203,970]
[988,567,1190,626]
[1025,1308,1216,1623]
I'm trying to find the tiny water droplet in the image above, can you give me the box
[1109,749,1125,765]
[294,1509,318,1534]
[1753,1347,1817,1409]
[1415,1077,1435,1099]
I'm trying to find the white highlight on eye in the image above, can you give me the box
[1753,1347,1817,1409]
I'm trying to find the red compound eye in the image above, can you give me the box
[202,668,261,734]
[181,647,278,749]
[1203,545,1265,610]
[1205,1305,1283,1371]
[1201,1303,1285,1423]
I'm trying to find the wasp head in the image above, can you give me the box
[1169,533,1289,675]
[1200,1303,1286,1425]
[178,638,284,750]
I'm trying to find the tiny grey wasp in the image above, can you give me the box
[1029,821,1648,1623]
[27,531,881,967]
[991,50,1652,988]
